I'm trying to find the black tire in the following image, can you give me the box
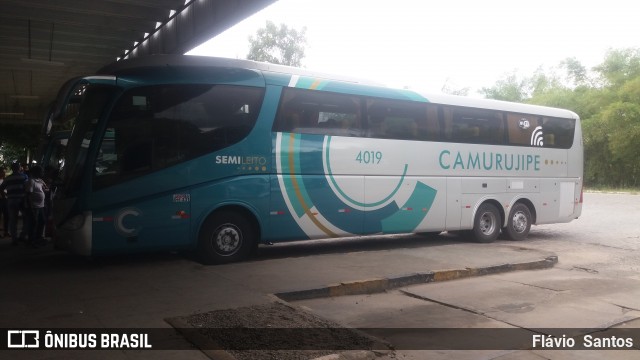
[198,211,257,265]
[472,203,501,243]
[504,203,532,241]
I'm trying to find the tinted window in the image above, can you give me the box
[93,84,263,189]
[506,113,575,148]
[366,98,439,141]
[541,117,575,149]
[506,113,542,146]
[273,88,573,149]
[443,107,505,145]
[273,88,362,137]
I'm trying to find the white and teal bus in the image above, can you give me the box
[53,55,583,264]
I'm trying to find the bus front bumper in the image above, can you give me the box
[54,211,93,256]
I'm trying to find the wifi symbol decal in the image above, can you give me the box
[530,126,544,147]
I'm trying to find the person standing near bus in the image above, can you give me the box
[0,163,28,245]
[0,167,9,238]
[25,165,48,247]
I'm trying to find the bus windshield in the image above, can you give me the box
[39,131,70,170]
[61,85,118,195]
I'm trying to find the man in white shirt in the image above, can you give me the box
[25,165,48,246]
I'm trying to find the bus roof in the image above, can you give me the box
[419,92,580,120]
[97,55,579,120]
[97,54,381,87]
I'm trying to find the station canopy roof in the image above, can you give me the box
[0,0,275,126]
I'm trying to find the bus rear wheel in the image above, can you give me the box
[198,211,257,265]
[472,203,501,243]
[504,203,532,241]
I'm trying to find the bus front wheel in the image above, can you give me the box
[472,203,501,243]
[504,203,532,241]
[198,211,257,265]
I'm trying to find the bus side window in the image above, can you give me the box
[274,88,362,137]
[423,104,440,141]
[447,107,505,145]
[93,84,264,190]
[121,140,152,173]
[442,106,454,140]
[542,117,575,149]
[273,89,297,132]
[366,98,427,141]
[506,113,541,146]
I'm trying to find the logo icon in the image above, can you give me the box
[530,126,544,147]
[518,118,531,130]
[7,330,40,348]
[114,207,141,237]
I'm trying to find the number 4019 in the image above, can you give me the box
[355,150,382,164]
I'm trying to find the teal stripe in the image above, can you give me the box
[399,89,429,102]
[381,182,437,233]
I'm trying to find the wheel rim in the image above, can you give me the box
[213,223,242,256]
[512,211,528,233]
[479,211,497,235]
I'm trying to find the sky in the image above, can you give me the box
[187,0,640,95]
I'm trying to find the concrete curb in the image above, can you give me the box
[167,254,558,360]
[276,255,558,302]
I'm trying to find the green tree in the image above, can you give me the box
[582,116,612,187]
[0,124,40,168]
[585,49,640,187]
[561,57,589,87]
[599,101,640,187]
[479,72,528,102]
[247,21,307,66]
[593,48,640,88]
[481,48,640,188]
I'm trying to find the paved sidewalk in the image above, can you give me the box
[0,234,556,359]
